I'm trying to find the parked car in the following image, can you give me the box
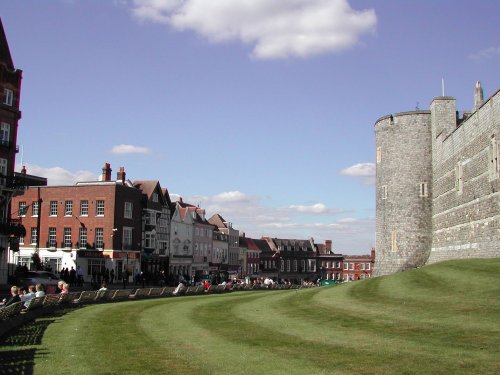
[16,271,62,288]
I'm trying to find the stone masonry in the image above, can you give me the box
[374,82,500,276]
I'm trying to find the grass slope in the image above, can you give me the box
[1,259,499,375]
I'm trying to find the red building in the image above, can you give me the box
[10,164,144,283]
[0,18,23,284]
[316,240,343,282]
[342,248,375,282]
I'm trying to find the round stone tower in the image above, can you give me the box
[374,111,433,276]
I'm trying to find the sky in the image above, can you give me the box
[2,0,499,255]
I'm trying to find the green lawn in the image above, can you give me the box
[1,258,499,374]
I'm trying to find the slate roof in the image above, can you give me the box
[0,18,14,70]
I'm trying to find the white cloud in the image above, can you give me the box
[130,0,376,59]
[469,46,500,61]
[340,162,375,185]
[288,203,346,215]
[111,144,151,155]
[16,163,97,186]
[180,191,373,254]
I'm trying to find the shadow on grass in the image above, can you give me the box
[0,309,70,375]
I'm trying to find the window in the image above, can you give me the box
[391,231,398,252]
[144,211,154,225]
[32,201,39,216]
[79,227,87,248]
[95,228,104,249]
[455,162,463,194]
[343,262,348,270]
[0,122,10,145]
[152,193,158,202]
[63,227,72,248]
[376,146,381,163]
[87,259,105,278]
[50,201,58,216]
[360,263,365,270]
[349,263,354,271]
[293,259,298,272]
[0,158,7,186]
[64,200,73,216]
[420,182,428,197]
[3,88,13,106]
[31,228,38,245]
[366,263,371,271]
[382,185,388,200]
[124,202,133,219]
[96,200,105,216]
[18,201,27,216]
[48,227,57,247]
[490,135,499,181]
[123,227,133,250]
[79,200,89,216]
[145,232,155,249]
[286,259,291,272]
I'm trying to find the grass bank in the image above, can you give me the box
[1,258,499,374]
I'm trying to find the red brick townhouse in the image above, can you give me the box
[316,240,343,282]
[10,164,144,283]
[342,248,375,282]
[0,18,23,284]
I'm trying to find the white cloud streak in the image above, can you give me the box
[111,144,151,155]
[340,162,375,185]
[469,46,500,61]
[130,0,376,59]
[181,191,374,254]
[16,163,97,186]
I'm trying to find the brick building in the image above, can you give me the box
[316,240,343,282]
[342,249,375,282]
[0,18,23,284]
[10,164,144,283]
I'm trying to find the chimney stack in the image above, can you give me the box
[117,167,126,183]
[325,240,332,252]
[102,162,112,181]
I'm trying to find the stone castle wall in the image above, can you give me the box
[374,86,500,276]
[374,112,433,276]
[428,90,500,263]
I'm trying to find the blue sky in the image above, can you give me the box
[2,0,499,254]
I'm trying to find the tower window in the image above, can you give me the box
[455,162,463,194]
[382,185,388,200]
[420,182,428,197]
[490,135,499,181]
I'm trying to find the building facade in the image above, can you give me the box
[375,82,500,276]
[10,168,144,283]
[0,18,23,284]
